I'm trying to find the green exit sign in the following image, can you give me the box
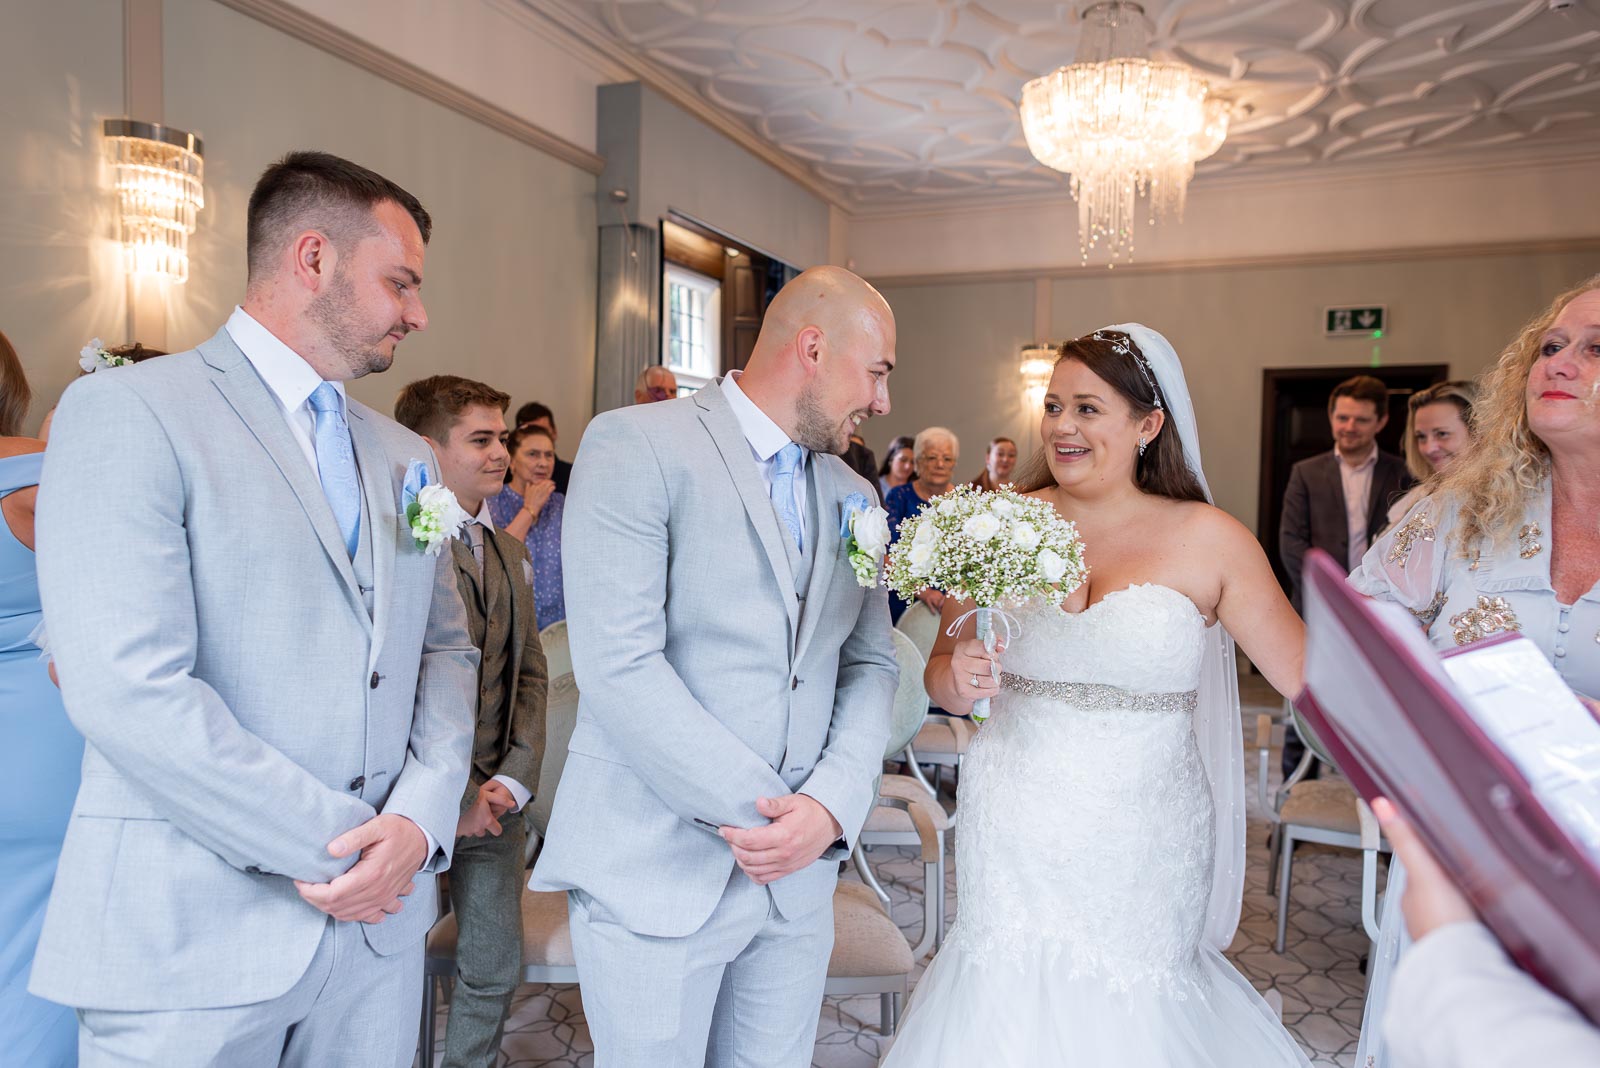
[1326,306,1386,336]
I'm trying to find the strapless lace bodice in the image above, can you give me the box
[883,581,1311,1066]
[999,583,1204,693]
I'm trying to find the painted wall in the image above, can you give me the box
[0,0,128,434]
[873,247,1600,533]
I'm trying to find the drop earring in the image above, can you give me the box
[1137,436,1148,457]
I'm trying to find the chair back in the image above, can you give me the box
[529,672,580,839]
[895,600,941,662]
[540,619,571,681]
[886,629,930,758]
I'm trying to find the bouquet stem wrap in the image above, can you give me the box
[947,606,1021,724]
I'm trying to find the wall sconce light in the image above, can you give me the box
[104,119,204,284]
[1020,342,1058,408]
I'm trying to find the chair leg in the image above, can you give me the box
[852,842,892,907]
[1267,823,1283,888]
[880,992,894,1035]
[1275,833,1295,954]
[419,972,437,1068]
[892,991,903,1034]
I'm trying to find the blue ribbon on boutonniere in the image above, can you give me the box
[840,492,872,540]
[402,459,429,519]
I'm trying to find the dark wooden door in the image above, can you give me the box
[1258,363,1449,589]
[724,256,765,373]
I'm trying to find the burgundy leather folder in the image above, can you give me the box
[1296,549,1600,1025]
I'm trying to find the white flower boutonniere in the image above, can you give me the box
[78,338,132,373]
[402,459,470,556]
[841,492,891,588]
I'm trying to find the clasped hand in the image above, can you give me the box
[457,780,517,839]
[294,813,428,925]
[720,794,842,886]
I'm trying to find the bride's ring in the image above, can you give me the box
[970,674,981,688]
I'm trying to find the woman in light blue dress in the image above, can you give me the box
[1349,274,1600,1065]
[0,333,80,1067]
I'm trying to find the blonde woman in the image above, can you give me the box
[1385,380,1477,525]
[1350,274,1600,1068]
[885,426,957,621]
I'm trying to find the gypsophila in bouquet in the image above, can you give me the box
[885,483,1087,721]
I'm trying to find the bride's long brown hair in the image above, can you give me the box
[1013,330,1208,504]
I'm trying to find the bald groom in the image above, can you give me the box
[531,266,900,1066]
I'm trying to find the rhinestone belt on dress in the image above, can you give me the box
[999,672,1198,714]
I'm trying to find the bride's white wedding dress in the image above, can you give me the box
[882,584,1311,1066]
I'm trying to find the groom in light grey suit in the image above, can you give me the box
[531,266,900,1066]
[32,152,477,1066]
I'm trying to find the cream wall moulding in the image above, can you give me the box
[1019,2,1229,267]
[103,119,205,285]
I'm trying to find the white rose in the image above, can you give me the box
[908,541,936,576]
[912,520,939,547]
[851,507,890,557]
[963,512,1002,542]
[1036,547,1067,583]
[937,497,960,517]
[416,484,456,511]
[1011,520,1040,551]
[990,498,1016,518]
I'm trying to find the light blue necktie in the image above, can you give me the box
[307,382,361,559]
[770,442,804,554]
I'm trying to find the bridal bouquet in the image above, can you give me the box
[885,484,1087,722]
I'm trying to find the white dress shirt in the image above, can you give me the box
[225,306,445,861]
[465,503,533,815]
[225,306,347,472]
[1337,445,1378,573]
[722,372,809,547]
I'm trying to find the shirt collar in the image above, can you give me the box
[1336,445,1378,472]
[473,501,495,531]
[722,371,804,465]
[225,306,345,416]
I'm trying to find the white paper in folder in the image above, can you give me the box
[1440,635,1600,860]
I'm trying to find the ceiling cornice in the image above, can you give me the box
[513,0,854,211]
[214,0,605,174]
[866,236,1600,290]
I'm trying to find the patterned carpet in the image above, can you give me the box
[424,674,1381,1067]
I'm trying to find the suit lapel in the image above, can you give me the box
[482,528,510,624]
[450,536,485,615]
[694,386,800,634]
[1324,453,1350,560]
[346,402,396,649]
[794,457,841,666]
[201,331,365,618]
[1365,456,1390,539]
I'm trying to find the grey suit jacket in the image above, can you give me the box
[1279,449,1412,610]
[30,329,478,1011]
[529,383,897,937]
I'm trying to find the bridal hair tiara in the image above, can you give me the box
[1089,329,1163,410]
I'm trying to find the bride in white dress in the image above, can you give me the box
[882,325,1311,1066]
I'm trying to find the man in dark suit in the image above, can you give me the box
[398,376,548,1068]
[513,400,573,495]
[1279,373,1412,774]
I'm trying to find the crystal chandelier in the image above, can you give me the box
[104,120,205,284]
[1019,2,1229,264]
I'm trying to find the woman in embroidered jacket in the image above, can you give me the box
[1349,273,1600,1066]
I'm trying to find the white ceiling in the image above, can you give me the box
[538,0,1600,210]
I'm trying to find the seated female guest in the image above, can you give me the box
[877,434,914,501]
[968,435,1017,491]
[1350,274,1600,1066]
[885,426,958,622]
[489,422,565,627]
[1387,380,1477,525]
[0,330,80,1067]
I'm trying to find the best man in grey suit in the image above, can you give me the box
[32,152,478,1067]
[397,375,548,1067]
[531,266,900,1067]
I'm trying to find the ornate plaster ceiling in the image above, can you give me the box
[539,0,1600,209]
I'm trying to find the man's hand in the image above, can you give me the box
[456,791,504,839]
[1372,797,1477,941]
[294,813,428,924]
[720,794,843,886]
[478,779,517,817]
